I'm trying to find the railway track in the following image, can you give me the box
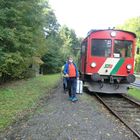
[95,93,140,139]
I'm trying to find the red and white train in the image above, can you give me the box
[79,29,137,93]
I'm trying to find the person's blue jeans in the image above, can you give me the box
[68,77,77,98]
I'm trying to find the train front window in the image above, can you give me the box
[114,40,132,58]
[91,39,112,57]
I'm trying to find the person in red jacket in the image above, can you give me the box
[64,56,79,102]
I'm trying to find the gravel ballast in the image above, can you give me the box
[0,84,138,140]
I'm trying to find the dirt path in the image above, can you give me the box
[0,84,138,140]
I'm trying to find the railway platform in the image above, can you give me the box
[0,84,138,140]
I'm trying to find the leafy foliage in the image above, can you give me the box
[59,25,81,63]
[0,0,81,82]
[0,0,47,82]
[42,25,81,73]
[135,55,140,72]
[117,17,140,47]
[117,17,140,72]
[42,33,63,73]
[0,52,28,78]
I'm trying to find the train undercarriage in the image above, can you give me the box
[82,74,135,94]
[85,82,129,94]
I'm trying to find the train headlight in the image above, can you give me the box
[110,31,116,37]
[126,64,132,70]
[91,62,96,68]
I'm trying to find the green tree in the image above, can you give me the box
[0,0,81,79]
[117,16,140,72]
[0,0,47,81]
[42,32,63,74]
[117,17,140,47]
[41,6,63,74]
[59,25,81,61]
[135,55,140,73]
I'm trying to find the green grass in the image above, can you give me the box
[0,74,60,131]
[128,88,140,100]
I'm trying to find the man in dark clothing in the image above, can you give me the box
[64,56,79,102]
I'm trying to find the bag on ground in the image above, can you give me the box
[76,80,83,94]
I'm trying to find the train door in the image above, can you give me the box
[80,40,87,77]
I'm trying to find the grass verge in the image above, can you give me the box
[0,74,60,131]
[128,88,140,100]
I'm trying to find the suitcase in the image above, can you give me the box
[76,80,83,94]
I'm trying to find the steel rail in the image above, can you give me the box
[122,94,140,106]
[95,94,140,139]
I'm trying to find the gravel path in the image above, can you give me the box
[0,84,138,140]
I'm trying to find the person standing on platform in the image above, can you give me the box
[64,56,79,102]
[61,62,68,93]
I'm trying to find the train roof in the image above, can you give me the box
[86,29,137,38]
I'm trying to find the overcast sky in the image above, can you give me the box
[49,0,140,37]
